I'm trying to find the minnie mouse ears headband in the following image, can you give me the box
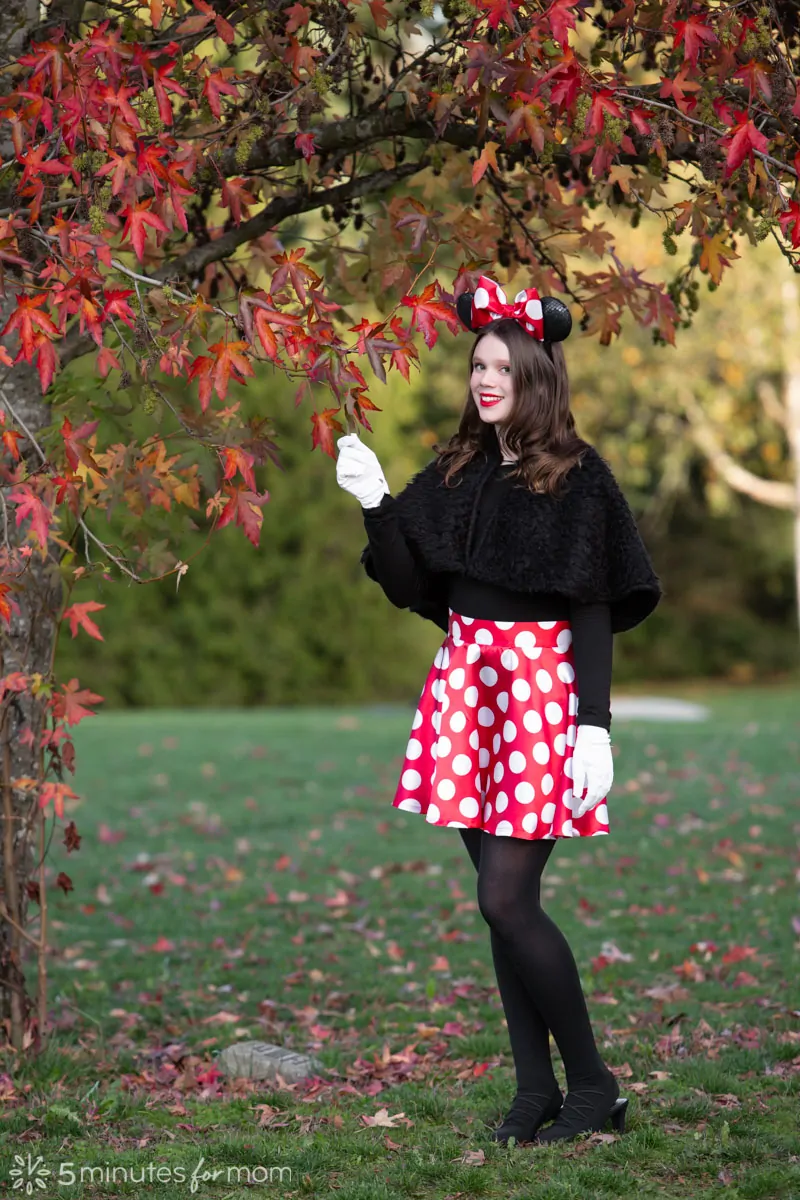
[456,274,572,343]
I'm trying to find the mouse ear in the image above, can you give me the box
[456,292,477,332]
[542,296,572,342]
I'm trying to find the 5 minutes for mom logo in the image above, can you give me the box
[9,1153,51,1193]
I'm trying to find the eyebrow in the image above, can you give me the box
[472,355,510,365]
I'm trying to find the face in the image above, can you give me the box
[470,332,515,428]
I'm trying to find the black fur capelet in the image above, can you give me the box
[360,426,664,636]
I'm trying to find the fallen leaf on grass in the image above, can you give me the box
[360,1108,413,1128]
[451,1148,486,1165]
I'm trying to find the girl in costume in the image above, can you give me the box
[335,276,662,1145]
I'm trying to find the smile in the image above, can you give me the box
[480,395,503,406]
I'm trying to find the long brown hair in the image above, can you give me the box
[432,318,591,497]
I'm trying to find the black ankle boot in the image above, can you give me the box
[490,1083,564,1146]
[532,1067,627,1144]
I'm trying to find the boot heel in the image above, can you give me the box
[609,1097,628,1134]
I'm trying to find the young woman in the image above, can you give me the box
[335,276,663,1146]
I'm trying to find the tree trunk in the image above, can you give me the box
[0,0,78,1048]
[781,275,800,644]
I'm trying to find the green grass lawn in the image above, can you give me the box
[1,683,799,1198]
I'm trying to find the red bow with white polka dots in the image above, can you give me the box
[470,275,545,340]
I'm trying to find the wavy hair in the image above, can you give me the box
[432,317,591,497]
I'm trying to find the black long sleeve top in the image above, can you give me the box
[361,462,613,731]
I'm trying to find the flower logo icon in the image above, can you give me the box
[9,1153,50,1193]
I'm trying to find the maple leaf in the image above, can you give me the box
[311,407,345,457]
[119,200,168,261]
[221,177,257,225]
[62,600,106,641]
[202,68,241,119]
[587,89,623,138]
[61,415,102,473]
[475,0,519,31]
[720,110,769,176]
[698,231,740,285]
[285,2,311,33]
[732,58,772,104]
[271,247,322,304]
[205,340,255,401]
[53,678,104,727]
[215,485,269,546]
[547,0,577,47]
[778,200,800,248]
[401,283,460,349]
[295,130,317,162]
[472,141,499,185]
[658,67,700,116]
[673,15,717,66]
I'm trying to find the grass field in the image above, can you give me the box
[1,681,799,1198]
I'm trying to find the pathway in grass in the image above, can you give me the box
[1,686,799,1198]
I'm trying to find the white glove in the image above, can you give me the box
[336,433,390,509]
[571,724,613,819]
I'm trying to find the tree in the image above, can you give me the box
[2,0,800,1049]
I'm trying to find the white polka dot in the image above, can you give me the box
[479,666,498,686]
[537,620,556,629]
[556,629,572,653]
[535,669,553,693]
[508,750,527,773]
[405,738,423,759]
[452,754,472,776]
[523,710,543,734]
[432,711,442,734]
[464,686,479,707]
[469,729,480,750]
[449,667,465,690]
[475,628,494,646]
[474,286,490,308]
[557,662,576,684]
[434,646,444,668]
[591,829,607,836]
[511,678,531,701]
[493,761,505,783]
[495,820,514,836]
[459,796,480,819]
[412,709,423,729]
[461,615,475,624]
[500,649,519,670]
[449,710,467,733]
[447,820,467,828]
[397,798,421,813]
[496,620,515,630]
[426,802,441,823]
[562,787,574,810]
[474,770,483,794]
[503,719,517,742]
[562,819,574,837]
[568,693,578,716]
[495,791,508,813]
[554,733,567,756]
[525,298,543,321]
[515,781,535,804]
[483,800,492,820]
[492,732,501,753]
[532,741,551,765]
[466,644,481,664]
[514,631,538,658]
[497,691,509,713]
[541,801,556,823]
[495,285,508,305]
[595,803,609,824]
[564,756,573,779]
[451,620,461,641]
[478,706,495,726]
[437,778,456,801]
[436,735,451,758]
[544,701,563,725]
[541,773,554,794]
[401,769,421,789]
[479,747,489,767]
[521,811,539,833]
[566,724,577,747]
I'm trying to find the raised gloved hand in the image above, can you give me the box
[571,724,613,819]
[336,433,390,509]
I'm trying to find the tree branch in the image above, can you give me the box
[680,387,796,510]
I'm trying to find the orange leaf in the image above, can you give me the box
[472,141,500,186]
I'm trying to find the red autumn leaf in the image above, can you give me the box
[53,678,104,726]
[778,200,800,247]
[284,2,311,32]
[62,600,106,641]
[673,15,717,66]
[221,177,257,225]
[215,485,269,546]
[119,200,168,261]
[202,68,241,118]
[587,88,623,137]
[206,340,255,400]
[721,110,769,176]
[401,283,460,350]
[61,414,101,472]
[733,58,773,104]
[311,407,345,458]
[0,293,59,354]
[295,131,317,162]
[8,484,54,553]
[658,67,701,115]
[472,141,500,186]
[547,0,577,47]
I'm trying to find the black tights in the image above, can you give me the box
[459,828,606,1093]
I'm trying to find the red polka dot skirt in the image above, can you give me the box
[392,611,610,840]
